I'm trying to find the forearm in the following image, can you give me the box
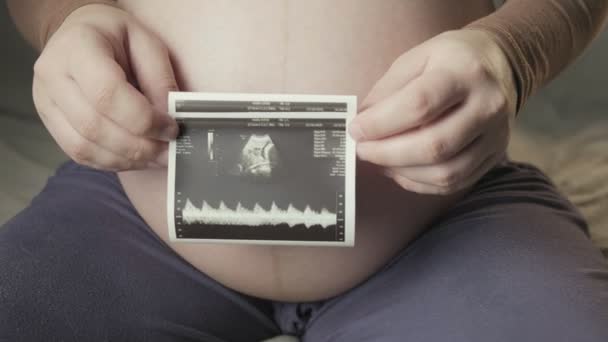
[466,0,608,112]
[6,0,118,50]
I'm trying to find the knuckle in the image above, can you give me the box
[36,107,50,122]
[144,31,165,50]
[91,77,120,114]
[115,159,134,171]
[32,78,43,98]
[131,110,156,136]
[427,138,450,162]
[33,55,54,80]
[32,57,46,76]
[126,139,146,162]
[159,74,179,92]
[468,59,487,79]
[64,24,102,47]
[411,92,431,117]
[476,93,507,122]
[78,115,101,141]
[70,139,92,164]
[489,93,508,114]
[472,105,492,124]
[32,92,48,120]
[435,167,460,187]
[63,24,91,38]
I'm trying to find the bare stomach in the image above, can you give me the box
[116,0,495,301]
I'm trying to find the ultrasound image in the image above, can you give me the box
[173,118,346,242]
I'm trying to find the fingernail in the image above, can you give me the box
[348,121,366,142]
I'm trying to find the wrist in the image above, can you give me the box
[40,0,120,49]
[461,28,519,116]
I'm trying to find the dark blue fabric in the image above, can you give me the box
[1,161,607,342]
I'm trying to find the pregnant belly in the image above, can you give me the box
[117,0,494,301]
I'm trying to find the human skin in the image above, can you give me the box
[18,0,519,301]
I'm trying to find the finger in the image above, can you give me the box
[34,83,148,171]
[391,134,490,188]
[66,36,177,141]
[384,172,446,195]
[356,98,489,167]
[361,44,430,110]
[350,69,467,142]
[43,76,168,165]
[388,153,499,195]
[126,23,179,112]
[154,144,169,166]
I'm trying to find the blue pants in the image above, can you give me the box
[1,161,607,341]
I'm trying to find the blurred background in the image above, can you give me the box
[1,3,607,253]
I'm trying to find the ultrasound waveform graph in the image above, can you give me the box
[182,199,337,228]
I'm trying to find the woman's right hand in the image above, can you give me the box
[32,4,179,171]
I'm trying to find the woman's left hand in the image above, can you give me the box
[349,29,518,195]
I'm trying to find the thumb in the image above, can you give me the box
[126,23,179,113]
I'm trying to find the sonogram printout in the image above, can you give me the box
[167,92,356,246]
